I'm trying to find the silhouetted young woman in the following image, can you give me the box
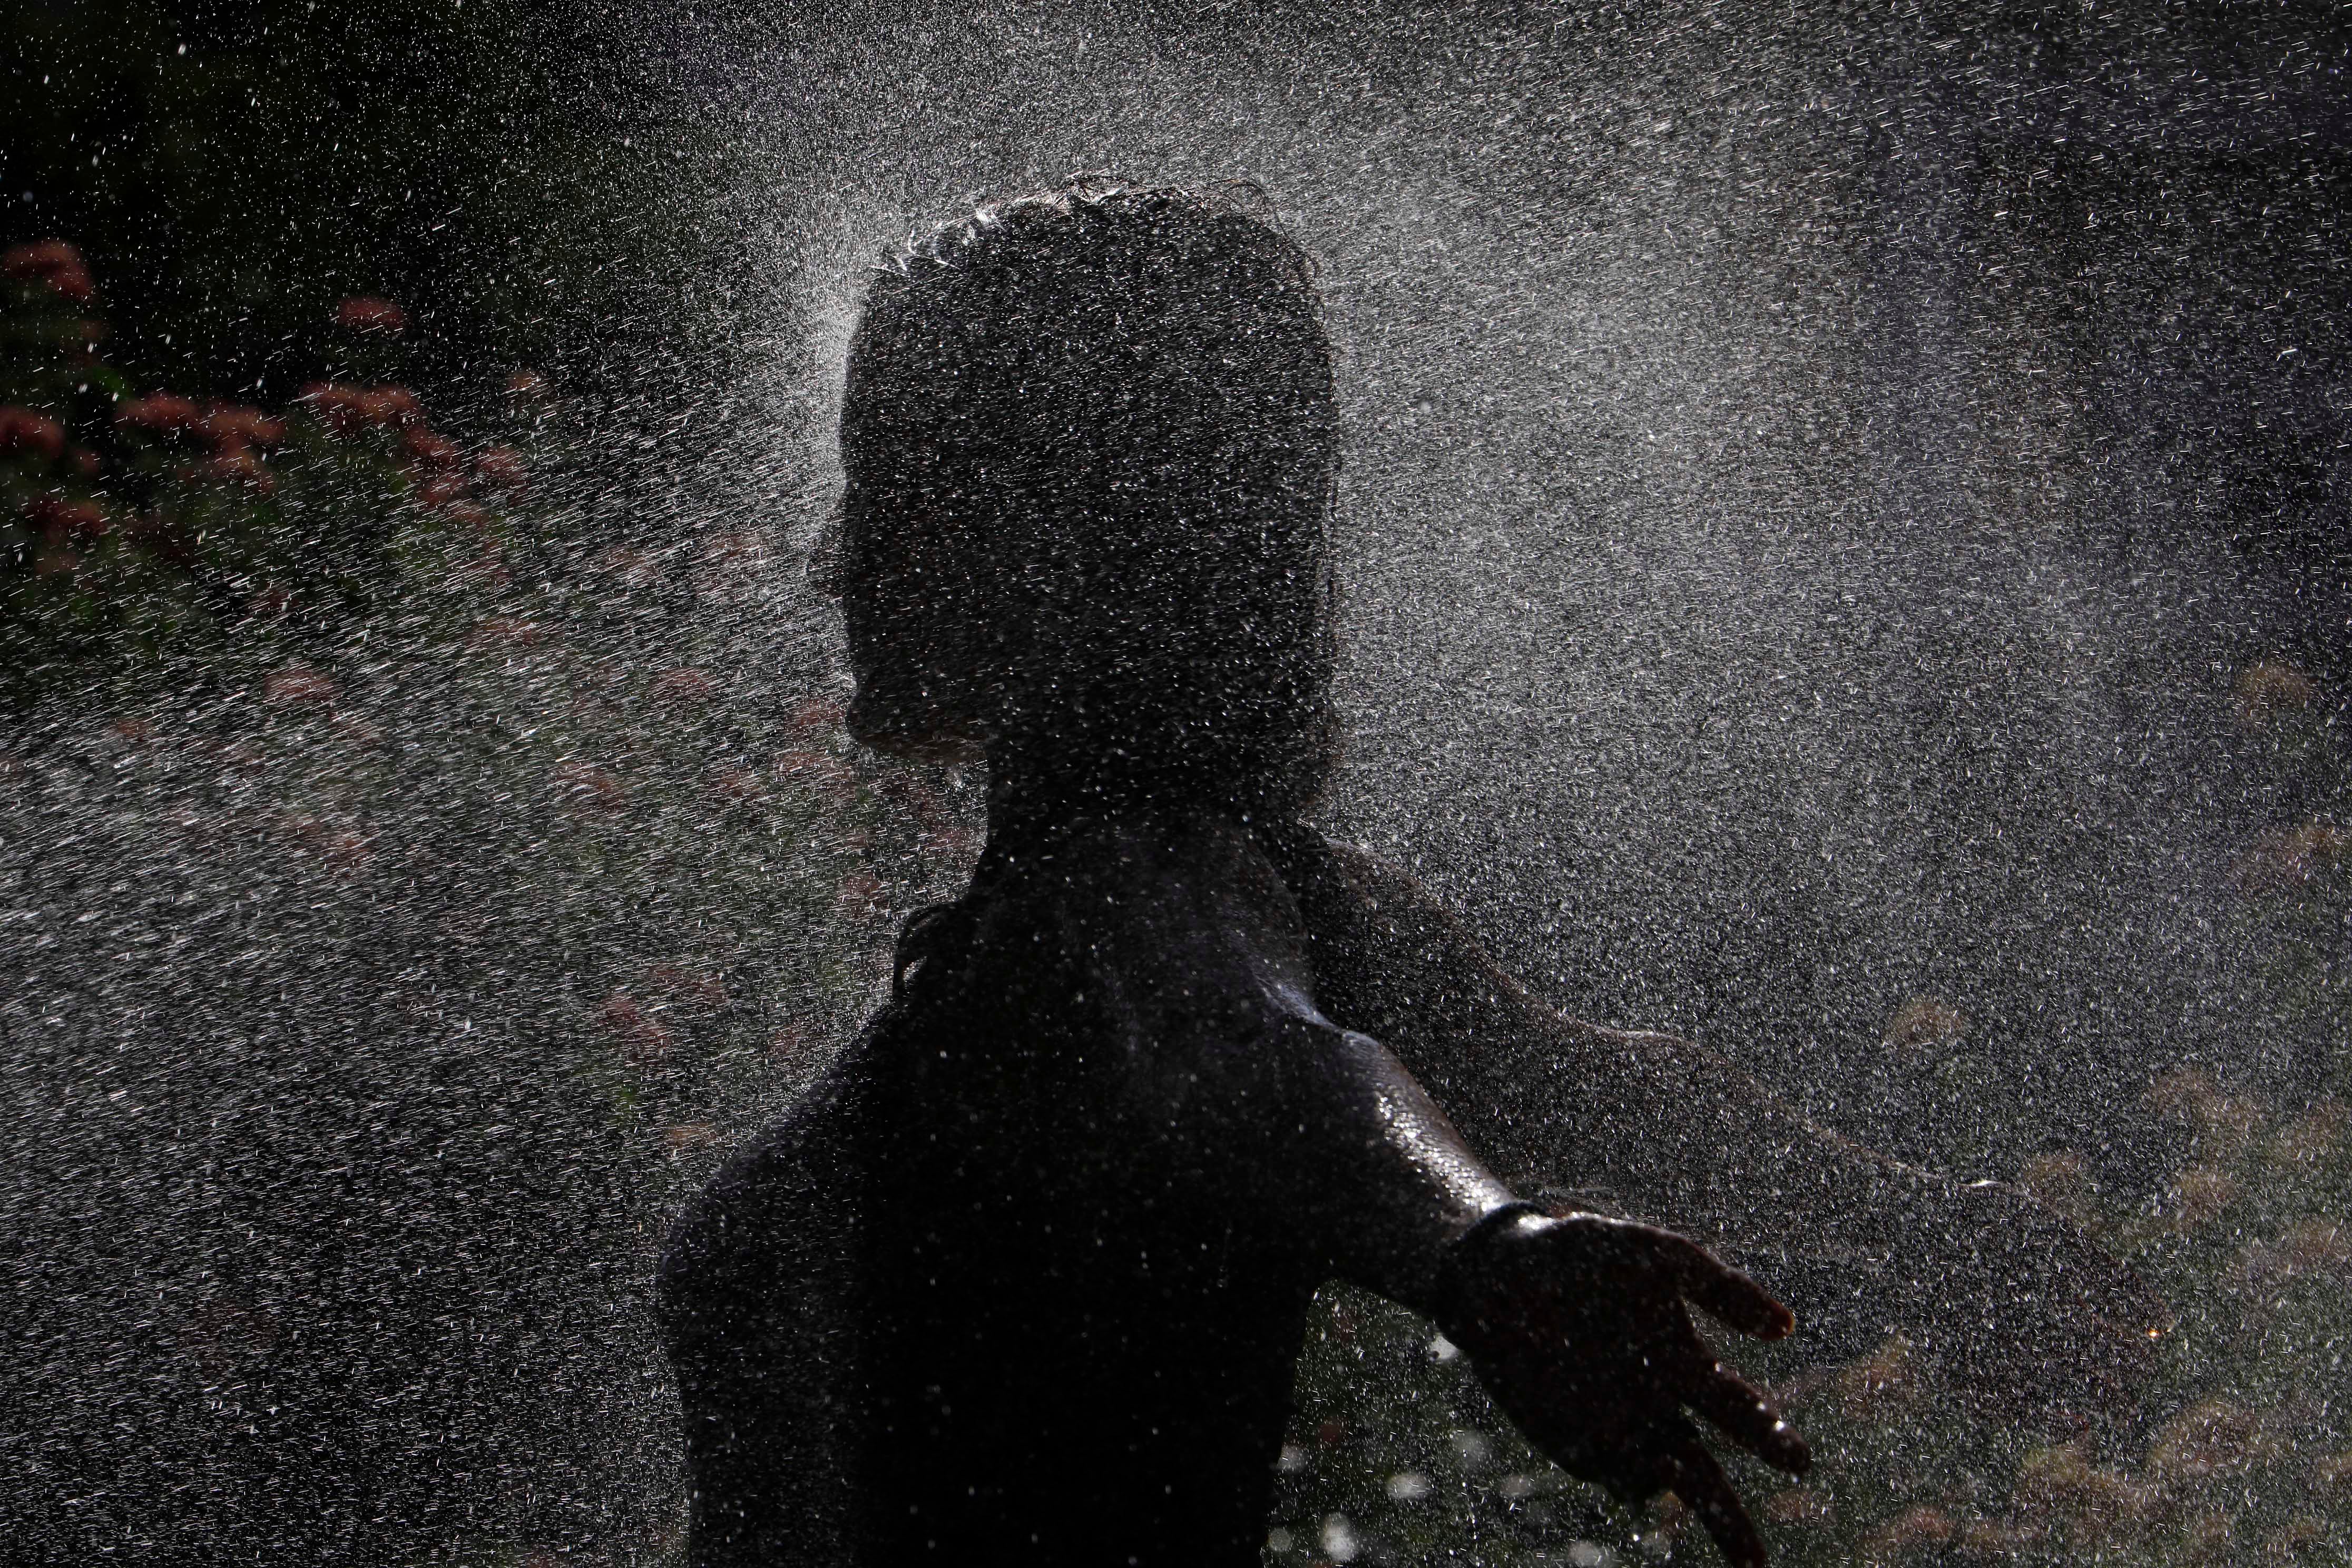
[658,180,2157,1568]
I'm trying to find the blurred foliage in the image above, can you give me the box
[1,235,978,1561]
[0,243,543,700]
[1277,1079,2352,1567]
[1274,673,2349,1567]
[1,0,724,407]
[2227,663,2352,1098]
[1,5,860,1550]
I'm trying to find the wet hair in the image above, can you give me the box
[838,178,1341,817]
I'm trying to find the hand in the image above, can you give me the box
[1435,1207,1810,1568]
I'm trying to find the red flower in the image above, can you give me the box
[400,426,463,470]
[701,530,767,568]
[596,546,658,586]
[263,665,339,704]
[2235,818,2348,897]
[199,403,287,449]
[298,382,422,437]
[2,239,96,303]
[788,695,847,737]
[773,748,857,803]
[190,446,275,493]
[413,473,471,509]
[473,445,528,493]
[334,296,407,334]
[297,382,370,437]
[1761,1488,1833,1528]
[0,407,66,465]
[116,392,203,436]
[1860,1506,1956,1555]
[469,615,543,648]
[881,773,955,833]
[597,991,673,1063]
[834,870,886,920]
[364,386,422,427]
[650,667,718,703]
[707,765,766,803]
[23,496,109,545]
[2236,661,2318,728]
[282,812,372,876]
[555,760,627,812]
[645,962,729,1010]
[918,826,981,864]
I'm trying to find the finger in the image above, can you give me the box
[1684,1360,1810,1476]
[1657,1233,1797,1340]
[1657,1437,1769,1568]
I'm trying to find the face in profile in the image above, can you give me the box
[830,182,1345,812]
[814,495,987,765]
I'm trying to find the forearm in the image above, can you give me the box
[1244,1011,1516,1316]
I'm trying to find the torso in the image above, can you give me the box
[660,812,1324,1566]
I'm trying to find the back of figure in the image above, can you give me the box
[656,182,1351,1567]
[659,818,1327,1566]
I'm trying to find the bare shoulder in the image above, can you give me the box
[975,810,1317,1002]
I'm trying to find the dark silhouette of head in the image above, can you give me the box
[835,179,1341,818]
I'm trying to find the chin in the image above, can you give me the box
[847,695,986,765]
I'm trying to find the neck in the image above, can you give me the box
[982,748,1317,845]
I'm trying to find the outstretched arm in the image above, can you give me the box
[1004,811,1808,1564]
[1259,824,2167,1417]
